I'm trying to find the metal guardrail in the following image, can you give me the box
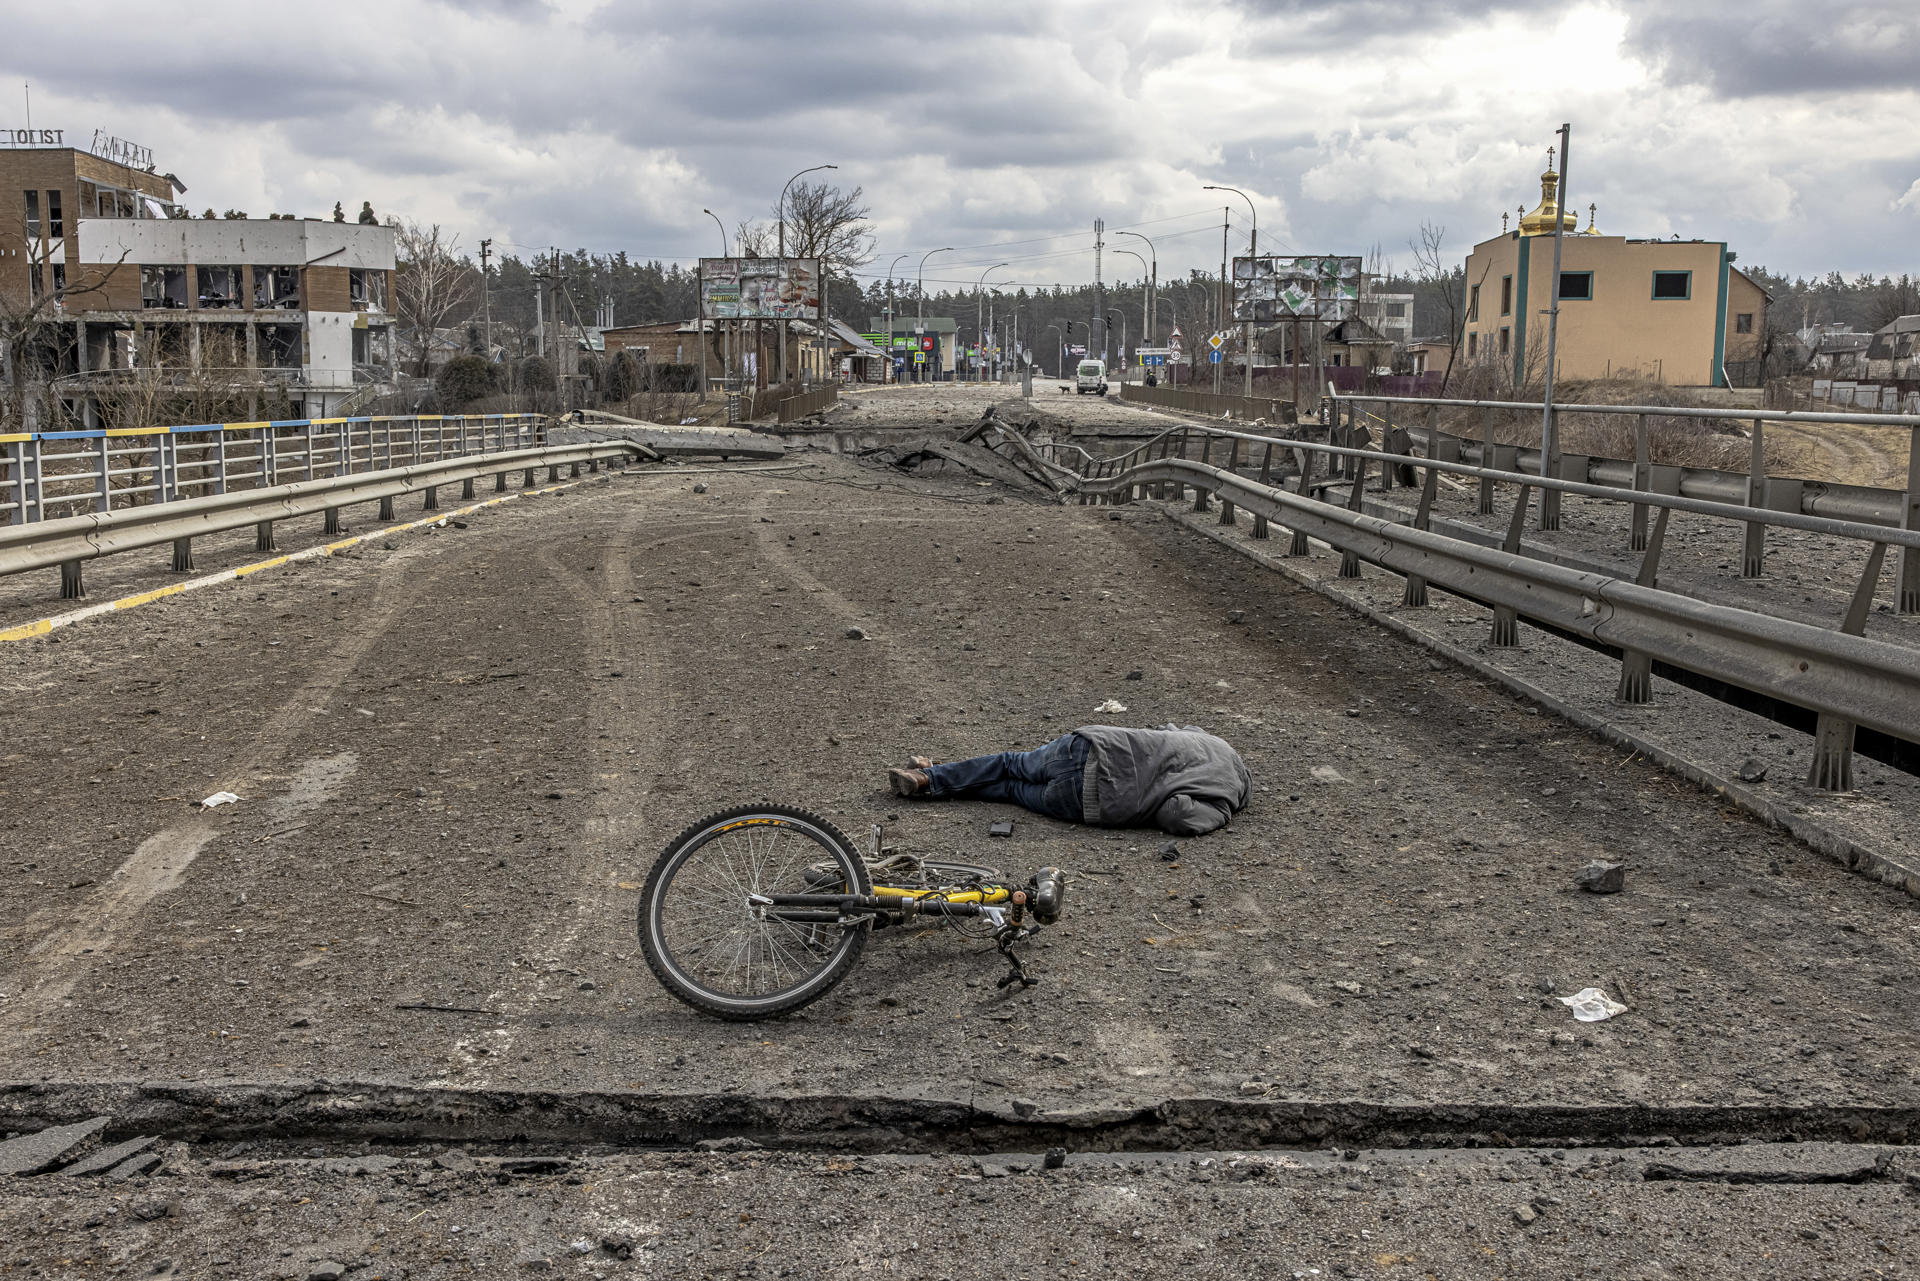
[0,440,640,601]
[1323,391,1920,611]
[0,413,546,528]
[1119,382,1297,425]
[1075,421,1920,794]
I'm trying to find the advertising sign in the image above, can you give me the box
[1230,255,1362,323]
[698,258,822,320]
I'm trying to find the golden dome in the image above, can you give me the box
[1580,202,1602,235]
[1518,155,1578,237]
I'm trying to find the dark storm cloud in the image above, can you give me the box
[1623,0,1920,97]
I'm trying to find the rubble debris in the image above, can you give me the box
[60,1134,158,1178]
[1736,758,1769,783]
[1576,860,1626,894]
[989,821,1015,838]
[0,1116,111,1176]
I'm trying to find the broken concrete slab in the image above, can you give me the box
[59,1134,157,1178]
[0,1116,109,1176]
[867,437,1049,493]
[1642,1144,1900,1185]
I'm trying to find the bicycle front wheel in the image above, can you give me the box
[639,804,872,1020]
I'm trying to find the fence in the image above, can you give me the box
[1322,391,1920,611]
[1074,419,1920,797]
[0,414,545,528]
[728,382,839,427]
[1119,383,1296,424]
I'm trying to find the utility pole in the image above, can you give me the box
[1540,124,1572,530]
[478,238,493,359]
[1092,218,1105,369]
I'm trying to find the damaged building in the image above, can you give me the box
[1,137,395,428]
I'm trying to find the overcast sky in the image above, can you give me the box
[5,0,1916,294]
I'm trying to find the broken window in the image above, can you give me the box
[141,265,188,309]
[196,266,243,309]
[259,324,302,368]
[352,326,371,365]
[47,190,62,238]
[348,268,387,312]
[51,264,64,296]
[28,263,42,301]
[253,266,300,309]
[24,190,39,238]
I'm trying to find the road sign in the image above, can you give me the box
[1209,350,1223,364]
[1208,333,1225,351]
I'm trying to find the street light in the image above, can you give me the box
[1106,308,1127,381]
[976,262,1009,382]
[883,251,909,382]
[1203,184,1258,394]
[701,208,730,385]
[917,247,953,382]
[1115,229,1157,349]
[1112,247,1149,379]
[777,164,837,385]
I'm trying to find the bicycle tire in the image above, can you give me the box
[639,803,872,1021]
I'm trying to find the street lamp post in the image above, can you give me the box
[1204,185,1258,396]
[917,247,953,383]
[701,208,731,386]
[777,163,837,386]
[1115,230,1157,353]
[976,262,1009,382]
[1106,309,1127,384]
[883,252,908,384]
[1112,247,1148,381]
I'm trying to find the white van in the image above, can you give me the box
[1075,359,1108,396]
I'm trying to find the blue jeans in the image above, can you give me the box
[924,733,1088,823]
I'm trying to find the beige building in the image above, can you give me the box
[1460,162,1768,388]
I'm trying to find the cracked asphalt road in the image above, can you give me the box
[3,385,1917,1275]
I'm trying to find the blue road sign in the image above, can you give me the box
[1209,350,1223,364]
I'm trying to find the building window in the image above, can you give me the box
[51,264,64,295]
[196,266,243,308]
[253,266,300,309]
[1652,271,1691,300]
[1498,327,1510,356]
[1468,284,1480,322]
[24,190,39,238]
[1468,332,1478,358]
[348,268,388,312]
[1735,312,1754,334]
[141,265,189,309]
[1500,275,1512,316]
[1558,271,1593,301]
[28,263,43,301]
[47,190,62,238]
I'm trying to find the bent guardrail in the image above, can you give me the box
[0,440,641,601]
[1075,421,1920,794]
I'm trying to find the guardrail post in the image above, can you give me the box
[1617,507,1670,703]
[4,438,28,525]
[1219,438,1240,525]
[60,559,84,599]
[324,508,343,536]
[171,537,194,572]
[1288,444,1313,556]
[1379,404,1395,492]
[1252,443,1273,539]
[495,471,508,493]
[1741,418,1767,577]
[1477,405,1496,515]
[255,520,276,552]
[1490,485,1532,647]
[523,466,537,489]
[547,463,561,482]
[1629,413,1652,551]
[1898,429,1919,613]
[570,460,582,478]
[1338,454,1367,578]
[1401,467,1439,607]
[423,485,439,511]
[379,496,396,521]
[1807,543,1888,790]
[1192,434,1213,512]
[461,477,476,500]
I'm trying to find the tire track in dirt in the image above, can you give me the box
[1770,419,1908,490]
[445,513,716,1082]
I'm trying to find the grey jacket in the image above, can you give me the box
[1076,724,1250,835]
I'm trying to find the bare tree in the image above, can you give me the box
[1408,221,1465,393]
[773,181,874,273]
[0,216,128,433]
[733,220,773,258]
[392,220,478,377]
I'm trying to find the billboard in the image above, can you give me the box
[1230,255,1362,323]
[699,258,821,320]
